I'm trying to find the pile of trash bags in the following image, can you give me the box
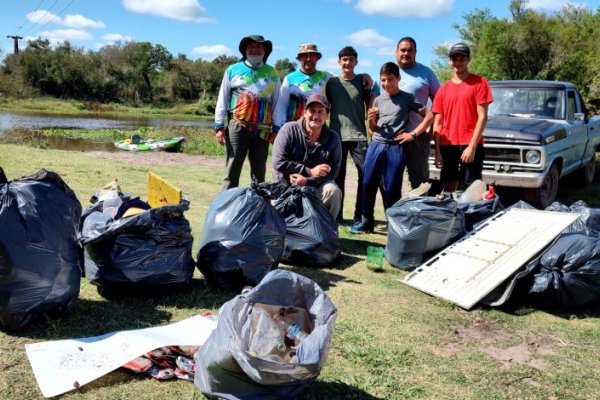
[385,195,466,270]
[274,185,340,266]
[0,168,82,331]
[197,181,286,292]
[79,185,195,292]
[195,269,337,400]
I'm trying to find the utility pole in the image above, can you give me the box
[6,35,23,54]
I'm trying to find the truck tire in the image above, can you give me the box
[524,164,559,209]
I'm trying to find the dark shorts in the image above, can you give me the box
[440,144,485,184]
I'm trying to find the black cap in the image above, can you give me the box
[449,42,470,58]
[239,35,273,62]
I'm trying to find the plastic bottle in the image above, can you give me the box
[102,191,122,219]
[483,185,496,200]
[458,179,487,203]
[280,319,308,346]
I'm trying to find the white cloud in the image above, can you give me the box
[27,10,61,24]
[102,33,134,43]
[322,57,340,73]
[62,14,105,29]
[355,0,453,18]
[191,44,233,59]
[526,0,586,10]
[347,29,394,48]
[376,47,396,56]
[122,0,214,22]
[29,29,92,45]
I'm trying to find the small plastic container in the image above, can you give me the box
[102,191,122,219]
[366,246,384,271]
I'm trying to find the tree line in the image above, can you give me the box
[1,0,599,114]
[0,39,297,114]
[432,0,600,114]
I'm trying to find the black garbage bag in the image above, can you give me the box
[0,168,82,331]
[197,182,286,291]
[458,196,504,231]
[79,199,194,291]
[385,196,465,270]
[274,186,340,266]
[546,200,600,235]
[527,233,600,307]
[194,269,337,400]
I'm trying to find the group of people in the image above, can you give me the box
[213,34,493,233]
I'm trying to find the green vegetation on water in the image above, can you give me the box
[1,141,600,400]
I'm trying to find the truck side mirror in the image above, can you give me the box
[574,112,585,122]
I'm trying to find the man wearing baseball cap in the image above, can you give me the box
[432,42,493,193]
[272,93,342,217]
[214,34,281,190]
[273,43,373,132]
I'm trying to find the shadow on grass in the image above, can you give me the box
[12,278,233,339]
[302,380,384,399]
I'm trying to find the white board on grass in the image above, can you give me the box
[402,208,578,309]
[25,315,217,398]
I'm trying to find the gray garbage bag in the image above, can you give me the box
[194,269,337,400]
[528,233,600,307]
[385,196,465,270]
[546,200,600,234]
[0,168,82,331]
[79,199,195,291]
[458,196,504,231]
[197,182,286,291]
[274,186,340,266]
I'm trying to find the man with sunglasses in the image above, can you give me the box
[272,93,342,217]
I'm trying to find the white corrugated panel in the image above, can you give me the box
[401,208,579,309]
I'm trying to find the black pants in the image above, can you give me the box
[334,141,367,222]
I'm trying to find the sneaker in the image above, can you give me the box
[349,220,374,234]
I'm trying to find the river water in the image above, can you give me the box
[0,110,213,151]
[0,110,213,131]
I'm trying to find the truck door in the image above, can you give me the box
[564,89,588,173]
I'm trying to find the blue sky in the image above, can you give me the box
[1,0,599,80]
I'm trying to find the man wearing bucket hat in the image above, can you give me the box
[273,43,372,132]
[214,34,281,190]
[272,93,342,217]
[432,42,493,194]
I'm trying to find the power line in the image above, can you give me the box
[16,0,46,33]
[20,0,59,37]
[28,0,78,39]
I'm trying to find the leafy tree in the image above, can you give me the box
[275,58,297,80]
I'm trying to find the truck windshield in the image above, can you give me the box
[489,87,564,119]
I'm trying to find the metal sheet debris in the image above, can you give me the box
[25,315,217,398]
[402,208,578,309]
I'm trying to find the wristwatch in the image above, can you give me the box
[214,125,224,133]
[410,131,417,138]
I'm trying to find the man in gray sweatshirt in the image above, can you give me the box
[272,93,342,217]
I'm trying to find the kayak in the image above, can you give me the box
[114,136,185,152]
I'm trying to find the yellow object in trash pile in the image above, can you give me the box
[147,172,181,207]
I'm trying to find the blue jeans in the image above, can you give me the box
[362,141,406,224]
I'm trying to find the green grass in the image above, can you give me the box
[1,144,600,400]
[1,126,225,156]
[0,96,214,118]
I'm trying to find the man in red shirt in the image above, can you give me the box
[432,43,493,193]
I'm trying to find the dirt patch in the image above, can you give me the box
[482,341,555,371]
[445,317,556,372]
[87,151,224,168]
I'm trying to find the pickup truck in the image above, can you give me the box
[429,80,600,208]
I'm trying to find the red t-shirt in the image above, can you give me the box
[431,74,493,145]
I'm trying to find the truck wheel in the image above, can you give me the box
[578,154,597,185]
[524,164,559,209]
